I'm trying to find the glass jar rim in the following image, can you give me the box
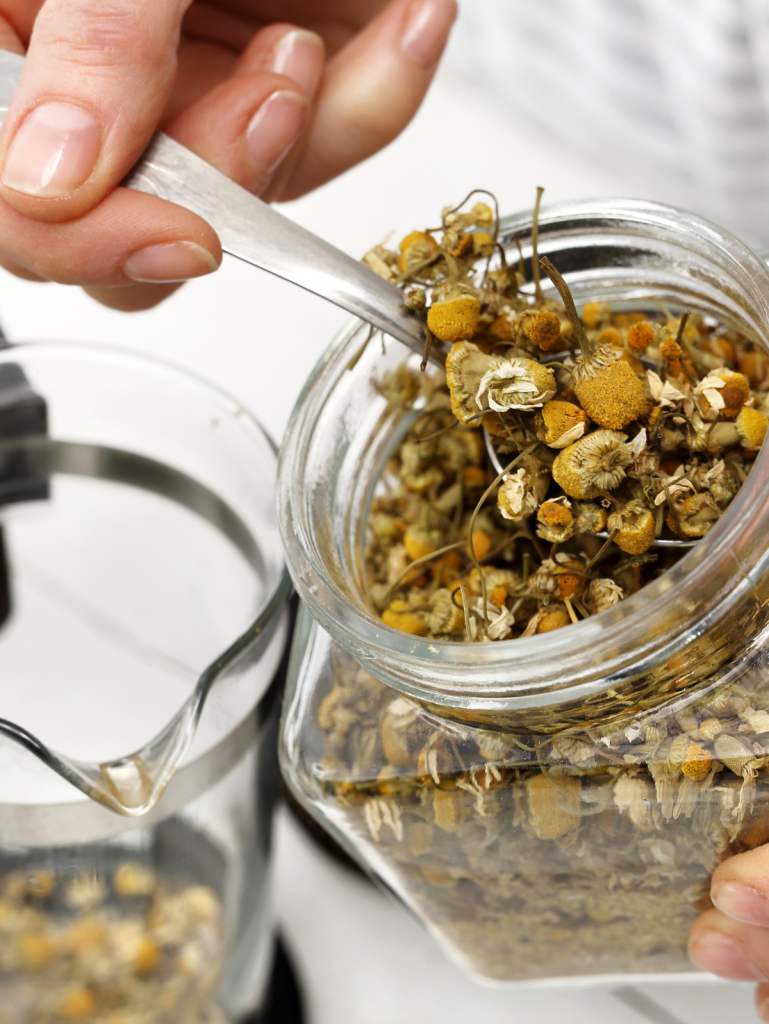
[279,198,769,711]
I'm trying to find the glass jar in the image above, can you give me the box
[278,199,769,983]
[0,342,290,1022]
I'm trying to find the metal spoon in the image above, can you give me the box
[0,50,429,361]
[482,351,698,549]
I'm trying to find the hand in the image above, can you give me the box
[690,844,769,1020]
[0,0,457,311]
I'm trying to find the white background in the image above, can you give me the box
[0,13,758,1023]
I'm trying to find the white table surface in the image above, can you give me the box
[0,23,757,1022]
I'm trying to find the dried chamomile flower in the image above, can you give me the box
[536,498,575,543]
[443,200,494,232]
[509,309,563,352]
[541,258,645,429]
[607,499,656,554]
[427,284,481,342]
[476,357,556,413]
[399,440,443,492]
[626,320,655,352]
[485,602,515,640]
[586,577,624,613]
[695,371,750,420]
[528,558,558,598]
[575,359,647,431]
[424,589,466,635]
[659,335,684,365]
[382,599,429,637]
[537,399,588,448]
[735,405,769,449]
[550,552,588,600]
[404,287,427,312]
[552,428,647,499]
[445,342,503,425]
[380,365,420,408]
[666,493,721,539]
[398,230,439,274]
[362,244,397,280]
[574,502,608,534]
[497,467,539,521]
[581,301,613,330]
[535,607,571,632]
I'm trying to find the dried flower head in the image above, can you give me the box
[404,287,427,312]
[426,282,481,343]
[736,405,769,449]
[626,321,655,352]
[509,309,563,352]
[424,589,466,635]
[536,498,575,543]
[398,230,438,273]
[665,493,721,538]
[575,359,647,430]
[498,467,539,521]
[538,400,588,448]
[445,342,503,425]
[581,301,612,330]
[552,429,647,499]
[586,577,624,613]
[574,502,608,534]
[382,599,429,637]
[607,499,656,554]
[659,336,683,364]
[476,357,556,413]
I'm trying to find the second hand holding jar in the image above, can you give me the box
[278,198,769,983]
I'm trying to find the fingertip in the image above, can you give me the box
[400,0,458,68]
[688,927,766,982]
[84,282,182,312]
[237,25,325,98]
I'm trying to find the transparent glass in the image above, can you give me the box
[278,199,769,983]
[0,342,290,1022]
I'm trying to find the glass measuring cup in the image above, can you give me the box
[0,341,290,1023]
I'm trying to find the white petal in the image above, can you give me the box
[646,369,664,400]
[627,428,647,457]
[703,388,725,410]
[549,421,586,449]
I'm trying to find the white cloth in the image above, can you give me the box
[454,0,769,248]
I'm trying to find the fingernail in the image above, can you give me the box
[713,881,769,926]
[2,101,100,198]
[689,930,767,981]
[401,0,457,68]
[123,241,219,284]
[269,29,324,96]
[245,90,307,183]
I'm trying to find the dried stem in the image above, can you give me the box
[564,596,579,625]
[585,530,618,572]
[539,257,595,358]
[459,585,472,642]
[420,325,435,372]
[532,186,546,305]
[467,443,540,626]
[514,233,526,281]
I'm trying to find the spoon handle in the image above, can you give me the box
[0,50,426,357]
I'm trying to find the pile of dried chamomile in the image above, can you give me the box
[363,191,769,642]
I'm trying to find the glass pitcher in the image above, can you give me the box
[0,340,290,1022]
[278,198,769,984]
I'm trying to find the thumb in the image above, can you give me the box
[0,0,190,222]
